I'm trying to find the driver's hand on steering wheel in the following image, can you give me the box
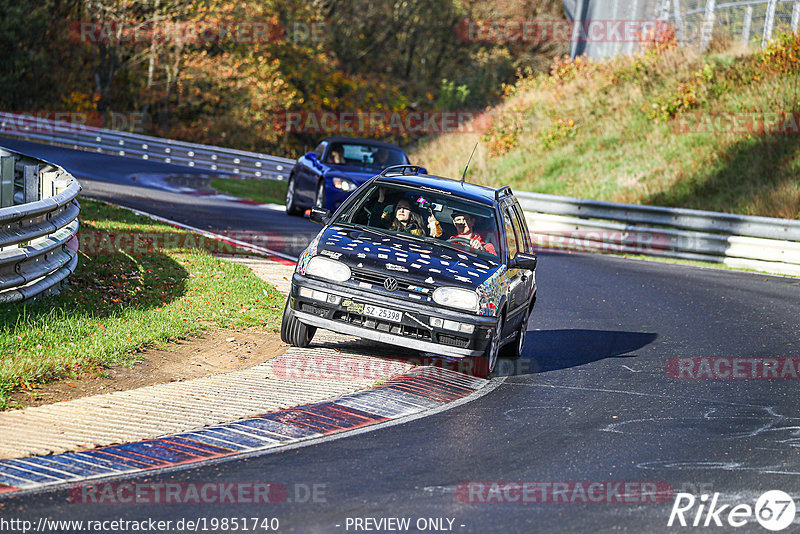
[469,235,484,250]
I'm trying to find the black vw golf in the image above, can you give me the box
[280,166,537,377]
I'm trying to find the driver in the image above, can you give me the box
[450,211,497,255]
[327,144,344,164]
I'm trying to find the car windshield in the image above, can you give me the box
[334,181,501,260]
[325,143,407,169]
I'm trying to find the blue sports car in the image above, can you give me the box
[285,136,415,215]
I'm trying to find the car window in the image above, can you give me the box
[503,211,518,260]
[313,142,325,158]
[510,203,531,254]
[335,181,500,260]
[329,143,407,169]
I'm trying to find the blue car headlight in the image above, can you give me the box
[332,177,357,192]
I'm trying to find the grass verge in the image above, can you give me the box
[210,177,288,205]
[410,31,800,219]
[0,198,285,410]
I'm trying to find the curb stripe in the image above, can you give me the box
[0,367,487,495]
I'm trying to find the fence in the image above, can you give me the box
[568,0,800,57]
[0,112,295,182]
[516,191,800,276]
[0,147,81,303]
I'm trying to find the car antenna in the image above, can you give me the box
[461,142,478,184]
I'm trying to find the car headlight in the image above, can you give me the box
[306,256,351,282]
[332,177,357,192]
[432,287,479,312]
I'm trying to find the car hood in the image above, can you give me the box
[314,225,501,288]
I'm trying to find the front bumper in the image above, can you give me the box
[289,273,498,358]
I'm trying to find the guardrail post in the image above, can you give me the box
[657,0,671,21]
[23,164,40,203]
[673,0,685,45]
[700,0,716,51]
[0,153,14,208]
[792,1,800,32]
[743,6,753,45]
[763,0,778,48]
[39,170,60,200]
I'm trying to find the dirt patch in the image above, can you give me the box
[9,328,287,409]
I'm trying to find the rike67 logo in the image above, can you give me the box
[669,490,796,531]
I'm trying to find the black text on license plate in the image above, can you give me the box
[363,304,403,323]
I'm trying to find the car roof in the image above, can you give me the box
[375,172,507,205]
[321,136,405,151]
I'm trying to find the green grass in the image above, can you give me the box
[0,199,285,410]
[411,33,800,220]
[210,177,288,205]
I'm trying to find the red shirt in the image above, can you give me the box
[449,233,497,256]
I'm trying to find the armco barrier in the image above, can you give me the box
[0,112,295,181]
[2,111,799,277]
[0,147,81,303]
[516,191,800,277]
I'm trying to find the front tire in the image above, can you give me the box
[280,298,316,347]
[314,180,326,210]
[503,310,529,360]
[285,175,302,216]
[469,314,503,378]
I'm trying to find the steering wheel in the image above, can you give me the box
[447,236,472,247]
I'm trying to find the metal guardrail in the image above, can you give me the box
[0,112,295,181]
[2,113,797,277]
[516,191,800,276]
[0,147,81,303]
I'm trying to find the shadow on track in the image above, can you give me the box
[495,329,657,376]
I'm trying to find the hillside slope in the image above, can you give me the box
[410,32,800,219]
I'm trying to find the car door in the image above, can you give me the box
[297,141,326,203]
[502,204,529,334]
[510,202,535,309]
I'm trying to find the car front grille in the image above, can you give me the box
[333,310,431,341]
[438,333,470,348]
[350,267,435,294]
[300,302,328,316]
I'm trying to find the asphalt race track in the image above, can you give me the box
[0,137,320,258]
[2,138,800,532]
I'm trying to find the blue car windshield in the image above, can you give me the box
[334,182,501,260]
[325,143,407,169]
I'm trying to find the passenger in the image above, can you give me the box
[370,189,440,237]
[450,211,497,255]
[389,199,442,237]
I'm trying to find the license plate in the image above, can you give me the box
[363,303,403,323]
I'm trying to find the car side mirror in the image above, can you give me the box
[510,252,537,271]
[310,207,331,224]
[305,152,321,168]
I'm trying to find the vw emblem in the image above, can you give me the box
[384,277,399,291]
